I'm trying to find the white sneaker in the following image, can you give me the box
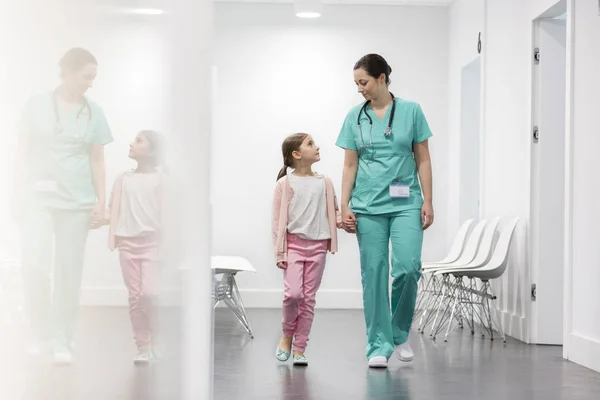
[395,342,414,362]
[53,351,74,365]
[368,356,388,368]
[134,352,152,364]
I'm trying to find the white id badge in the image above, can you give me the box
[390,183,410,198]
[34,180,58,193]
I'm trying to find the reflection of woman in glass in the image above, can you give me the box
[13,47,113,364]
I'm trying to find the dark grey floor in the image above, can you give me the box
[214,309,600,400]
[1,307,600,399]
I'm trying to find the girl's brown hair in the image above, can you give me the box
[277,133,309,181]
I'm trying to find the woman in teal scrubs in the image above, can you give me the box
[336,54,434,368]
[12,48,113,363]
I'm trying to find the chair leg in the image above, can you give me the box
[443,277,463,342]
[483,280,506,343]
[417,274,439,331]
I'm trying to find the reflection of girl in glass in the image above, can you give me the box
[13,47,113,364]
[107,130,166,364]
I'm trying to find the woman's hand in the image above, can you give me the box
[89,202,106,229]
[421,201,434,230]
[277,261,287,270]
[342,206,357,233]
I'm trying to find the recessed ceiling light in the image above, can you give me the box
[130,8,165,15]
[295,0,322,19]
[296,12,321,18]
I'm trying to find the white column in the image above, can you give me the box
[167,1,214,399]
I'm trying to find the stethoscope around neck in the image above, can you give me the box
[358,92,396,148]
[53,88,92,139]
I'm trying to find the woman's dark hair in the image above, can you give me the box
[139,130,165,167]
[354,54,392,86]
[277,133,309,181]
[59,47,97,75]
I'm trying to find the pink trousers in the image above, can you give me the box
[117,234,159,352]
[282,233,328,352]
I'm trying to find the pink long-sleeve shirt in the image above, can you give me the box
[272,174,341,263]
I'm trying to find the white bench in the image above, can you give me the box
[211,256,256,339]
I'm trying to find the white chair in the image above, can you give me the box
[211,255,256,339]
[414,218,475,323]
[424,218,475,267]
[417,219,491,333]
[428,217,501,339]
[432,217,520,343]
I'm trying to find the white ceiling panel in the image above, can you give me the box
[214,0,454,5]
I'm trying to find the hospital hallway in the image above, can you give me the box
[1,307,600,399]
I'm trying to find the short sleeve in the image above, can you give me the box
[91,105,114,145]
[335,111,358,151]
[413,103,433,144]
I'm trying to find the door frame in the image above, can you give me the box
[528,0,572,346]
[562,0,574,361]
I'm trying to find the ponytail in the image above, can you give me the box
[277,165,288,181]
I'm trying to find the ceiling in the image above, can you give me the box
[90,0,455,8]
[214,0,454,5]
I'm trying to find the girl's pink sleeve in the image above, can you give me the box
[272,181,283,249]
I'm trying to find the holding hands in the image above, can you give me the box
[89,202,108,229]
[341,206,357,234]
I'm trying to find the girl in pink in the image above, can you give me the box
[106,130,165,364]
[272,133,342,366]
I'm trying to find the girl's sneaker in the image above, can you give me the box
[134,352,152,364]
[292,354,308,366]
[276,346,291,361]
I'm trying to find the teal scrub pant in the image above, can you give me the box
[356,208,423,360]
[20,204,91,352]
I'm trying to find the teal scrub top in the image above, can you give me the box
[335,97,432,216]
[18,91,114,210]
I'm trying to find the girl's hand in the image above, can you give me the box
[277,261,287,269]
[341,206,357,233]
[421,201,434,230]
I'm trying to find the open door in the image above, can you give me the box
[529,4,567,346]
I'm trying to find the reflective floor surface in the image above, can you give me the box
[1,307,599,399]
[214,309,600,400]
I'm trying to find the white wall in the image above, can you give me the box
[211,3,450,308]
[566,0,600,373]
[446,0,484,244]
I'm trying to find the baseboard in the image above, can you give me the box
[566,333,600,373]
[499,310,529,343]
[80,287,365,309]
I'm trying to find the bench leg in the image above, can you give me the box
[222,273,254,339]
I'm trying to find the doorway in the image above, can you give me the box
[459,56,482,223]
[530,0,567,345]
